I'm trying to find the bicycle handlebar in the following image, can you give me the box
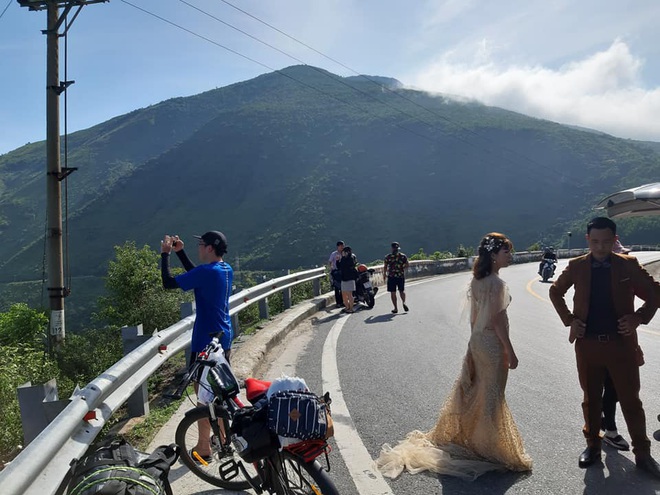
[165,338,222,400]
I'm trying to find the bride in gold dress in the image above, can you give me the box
[376,232,533,480]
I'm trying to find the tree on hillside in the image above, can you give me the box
[95,242,192,333]
[0,303,48,348]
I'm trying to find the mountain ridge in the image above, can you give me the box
[2,64,660,327]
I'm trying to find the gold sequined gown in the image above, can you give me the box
[376,274,532,480]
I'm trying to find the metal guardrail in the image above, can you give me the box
[3,246,658,494]
[0,267,325,495]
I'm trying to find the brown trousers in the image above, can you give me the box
[575,337,650,459]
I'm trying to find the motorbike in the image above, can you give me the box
[354,264,378,308]
[540,258,557,282]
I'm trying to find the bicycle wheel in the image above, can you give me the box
[175,405,260,490]
[276,451,339,495]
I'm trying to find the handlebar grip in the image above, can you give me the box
[165,377,189,400]
[166,361,200,399]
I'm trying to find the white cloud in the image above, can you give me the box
[420,0,477,30]
[410,39,660,141]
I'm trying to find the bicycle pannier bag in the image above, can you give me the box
[267,391,329,440]
[230,398,280,463]
[67,438,178,495]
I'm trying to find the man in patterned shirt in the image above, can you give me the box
[384,242,409,314]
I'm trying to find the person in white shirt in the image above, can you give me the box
[328,241,344,308]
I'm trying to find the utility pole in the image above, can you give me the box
[18,0,107,352]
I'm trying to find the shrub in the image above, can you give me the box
[0,344,61,461]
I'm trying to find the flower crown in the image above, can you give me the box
[482,235,506,253]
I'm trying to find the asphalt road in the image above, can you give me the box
[164,254,660,494]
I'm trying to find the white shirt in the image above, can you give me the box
[328,250,341,270]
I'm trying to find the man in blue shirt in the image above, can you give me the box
[161,230,233,462]
[161,230,234,361]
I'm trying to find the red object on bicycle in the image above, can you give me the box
[284,439,331,463]
[245,377,272,403]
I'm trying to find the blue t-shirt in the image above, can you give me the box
[175,261,233,352]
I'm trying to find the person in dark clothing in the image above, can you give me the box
[538,246,557,276]
[601,370,630,450]
[337,246,358,313]
[384,242,409,314]
[600,243,646,451]
[328,241,345,308]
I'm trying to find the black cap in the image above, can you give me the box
[194,231,228,254]
[391,242,400,248]
[336,240,345,246]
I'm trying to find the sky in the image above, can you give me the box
[1,0,660,155]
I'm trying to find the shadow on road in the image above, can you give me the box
[581,449,660,494]
[310,312,343,325]
[363,314,397,324]
[167,463,190,483]
[436,469,531,493]
[170,461,253,494]
[426,449,660,494]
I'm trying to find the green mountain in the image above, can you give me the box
[2,65,660,327]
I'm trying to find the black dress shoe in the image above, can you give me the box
[636,456,660,479]
[578,447,601,468]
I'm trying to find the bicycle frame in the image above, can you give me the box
[172,340,336,493]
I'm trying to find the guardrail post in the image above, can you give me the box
[121,324,150,417]
[17,379,69,445]
[181,301,196,365]
[231,314,240,338]
[258,298,269,319]
[283,270,292,310]
[313,277,321,296]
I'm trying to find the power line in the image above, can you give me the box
[182,0,583,186]
[119,0,450,146]
[0,0,12,21]
[215,1,531,144]
[178,0,448,133]
[122,0,579,187]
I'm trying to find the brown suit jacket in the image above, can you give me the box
[549,252,658,328]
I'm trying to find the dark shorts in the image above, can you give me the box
[387,276,405,292]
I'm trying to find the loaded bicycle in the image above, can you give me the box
[169,338,339,494]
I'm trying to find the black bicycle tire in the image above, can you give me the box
[277,450,340,495]
[175,406,259,490]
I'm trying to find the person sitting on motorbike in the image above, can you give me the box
[538,246,557,275]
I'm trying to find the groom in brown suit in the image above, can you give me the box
[549,217,660,478]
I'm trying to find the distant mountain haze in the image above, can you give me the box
[2,65,660,325]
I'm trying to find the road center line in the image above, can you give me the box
[322,314,394,495]
[526,276,549,303]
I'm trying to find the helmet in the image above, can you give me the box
[357,264,368,273]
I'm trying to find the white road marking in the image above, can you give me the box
[319,273,477,493]
[322,315,395,495]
